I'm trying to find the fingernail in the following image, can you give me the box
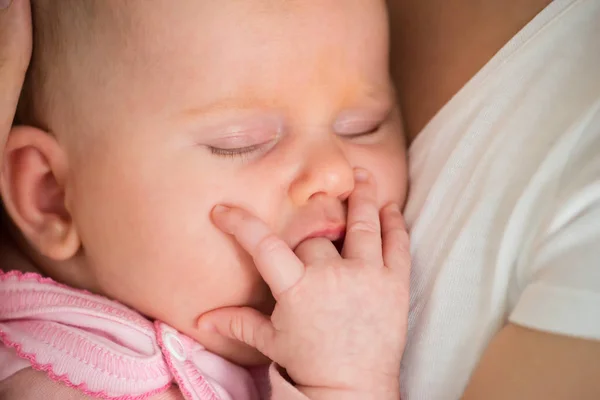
[213,205,231,215]
[198,320,216,332]
[354,168,370,182]
[0,0,12,10]
[386,203,401,213]
[212,205,233,233]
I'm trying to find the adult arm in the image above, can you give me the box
[463,324,600,400]
[0,0,31,166]
[463,121,600,399]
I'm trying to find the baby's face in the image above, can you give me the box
[61,1,407,340]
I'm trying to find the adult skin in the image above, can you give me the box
[389,0,553,141]
[0,0,30,267]
[1,1,599,399]
[0,0,30,163]
[389,0,600,399]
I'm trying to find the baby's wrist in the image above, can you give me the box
[297,384,400,400]
[295,374,400,400]
[285,362,401,399]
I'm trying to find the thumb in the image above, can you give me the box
[199,307,277,361]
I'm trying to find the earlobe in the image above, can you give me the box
[0,125,81,261]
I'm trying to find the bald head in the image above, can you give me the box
[17,0,391,142]
[17,0,131,131]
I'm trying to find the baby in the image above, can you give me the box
[0,1,408,399]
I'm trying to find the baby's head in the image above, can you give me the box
[2,0,407,349]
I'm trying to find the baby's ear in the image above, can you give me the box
[0,126,80,260]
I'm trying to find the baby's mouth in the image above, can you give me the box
[333,235,345,254]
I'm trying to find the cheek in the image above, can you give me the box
[351,143,408,208]
[69,152,270,323]
[91,168,226,271]
[374,153,408,207]
[217,166,290,232]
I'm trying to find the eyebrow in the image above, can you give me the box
[179,84,394,120]
[180,98,279,118]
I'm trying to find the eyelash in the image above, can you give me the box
[342,123,383,138]
[208,120,385,159]
[209,144,264,159]
[335,119,386,142]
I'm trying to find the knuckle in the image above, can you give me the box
[255,319,272,352]
[351,193,377,210]
[396,229,410,247]
[229,313,244,339]
[390,240,411,261]
[229,313,252,345]
[392,208,407,225]
[383,211,407,231]
[354,260,371,269]
[256,233,286,256]
[384,224,410,249]
[348,219,380,234]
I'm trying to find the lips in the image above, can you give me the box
[285,197,347,252]
[332,234,346,254]
[291,225,346,252]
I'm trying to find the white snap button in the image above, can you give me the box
[164,332,186,362]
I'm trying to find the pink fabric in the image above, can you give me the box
[0,270,267,400]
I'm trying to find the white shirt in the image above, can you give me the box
[401,1,600,399]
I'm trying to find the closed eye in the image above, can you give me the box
[208,144,264,158]
[338,123,382,138]
[334,108,391,139]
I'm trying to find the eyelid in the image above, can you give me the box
[333,108,391,136]
[206,116,284,149]
[334,119,381,136]
[210,130,273,149]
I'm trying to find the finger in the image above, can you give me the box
[380,203,411,279]
[0,0,32,155]
[342,168,382,263]
[294,237,339,265]
[194,312,271,367]
[198,306,277,363]
[153,387,186,400]
[213,205,304,298]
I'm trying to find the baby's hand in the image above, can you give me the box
[201,169,410,399]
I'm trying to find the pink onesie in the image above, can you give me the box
[0,270,307,400]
